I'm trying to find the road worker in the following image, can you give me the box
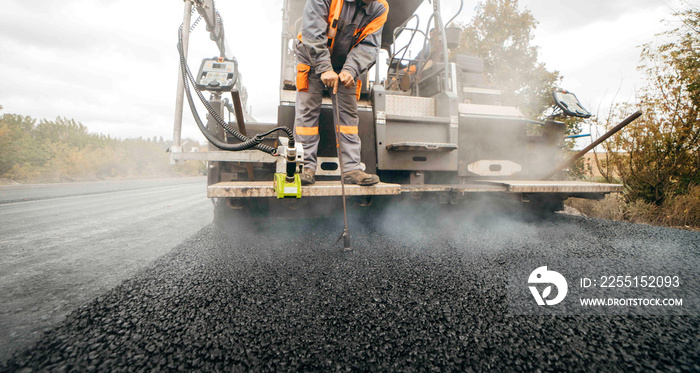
[294,0,389,185]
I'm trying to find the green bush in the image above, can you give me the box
[601,6,699,206]
[566,185,700,229]
[0,114,204,183]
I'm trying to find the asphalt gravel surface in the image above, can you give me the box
[0,177,211,361]
[3,201,699,371]
[0,178,203,205]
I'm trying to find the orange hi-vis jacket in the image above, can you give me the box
[296,0,388,80]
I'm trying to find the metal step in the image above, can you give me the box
[385,114,450,124]
[385,95,435,117]
[386,142,458,152]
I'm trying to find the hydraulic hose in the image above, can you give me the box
[387,15,423,91]
[177,26,295,153]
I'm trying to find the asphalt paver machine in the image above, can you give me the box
[171,0,633,219]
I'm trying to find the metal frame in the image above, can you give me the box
[171,0,234,164]
[193,0,231,59]
[172,0,627,206]
[171,0,194,158]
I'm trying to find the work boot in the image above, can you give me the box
[300,168,315,186]
[343,169,380,186]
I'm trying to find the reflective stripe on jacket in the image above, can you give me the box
[297,0,388,79]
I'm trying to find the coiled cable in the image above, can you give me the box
[177,25,295,153]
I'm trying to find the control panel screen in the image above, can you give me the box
[196,58,236,91]
[553,90,592,118]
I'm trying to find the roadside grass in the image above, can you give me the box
[566,185,700,231]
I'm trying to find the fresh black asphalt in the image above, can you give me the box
[3,202,699,371]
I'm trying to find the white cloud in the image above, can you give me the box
[529,0,681,114]
[0,0,686,144]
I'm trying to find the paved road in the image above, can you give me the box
[2,196,698,371]
[0,177,212,362]
[0,178,206,205]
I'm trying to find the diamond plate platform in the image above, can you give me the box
[208,181,402,198]
[208,180,622,198]
[476,180,623,193]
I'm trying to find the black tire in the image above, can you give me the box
[213,198,259,226]
[527,195,565,217]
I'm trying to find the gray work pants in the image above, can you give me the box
[293,65,362,172]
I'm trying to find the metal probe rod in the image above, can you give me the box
[433,0,451,92]
[332,93,351,251]
[230,90,256,181]
[542,110,642,180]
[171,0,193,160]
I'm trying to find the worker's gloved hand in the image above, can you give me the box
[321,70,339,94]
[339,70,355,89]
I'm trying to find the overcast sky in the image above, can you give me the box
[0,0,687,143]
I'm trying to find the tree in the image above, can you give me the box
[453,0,560,118]
[0,114,202,182]
[0,115,45,176]
[602,4,699,205]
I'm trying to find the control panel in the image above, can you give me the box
[553,89,592,118]
[196,58,237,91]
